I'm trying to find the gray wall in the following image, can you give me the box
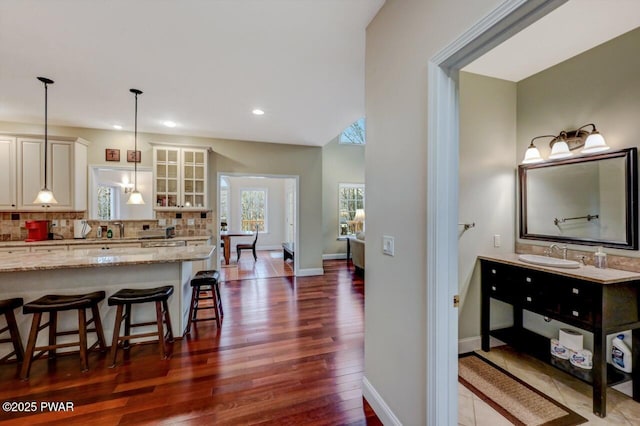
[516,26,640,259]
[458,72,517,340]
[364,1,502,424]
[322,136,365,256]
[0,121,323,272]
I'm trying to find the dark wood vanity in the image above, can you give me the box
[480,254,640,417]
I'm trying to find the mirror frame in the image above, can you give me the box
[519,147,638,250]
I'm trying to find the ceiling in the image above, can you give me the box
[0,0,384,146]
[463,0,640,82]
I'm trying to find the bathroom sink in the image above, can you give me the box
[518,254,580,269]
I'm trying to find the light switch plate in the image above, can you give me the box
[383,235,395,256]
[51,220,59,227]
[493,234,501,248]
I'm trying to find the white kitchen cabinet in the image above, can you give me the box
[0,136,17,209]
[0,247,29,254]
[153,146,208,211]
[30,245,68,253]
[16,137,88,211]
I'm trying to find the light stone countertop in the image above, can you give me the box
[478,253,640,284]
[0,245,215,272]
[0,236,211,248]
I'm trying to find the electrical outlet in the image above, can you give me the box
[172,219,178,226]
[187,219,195,226]
[51,220,59,227]
[493,234,501,248]
[59,219,66,227]
[382,235,395,256]
[158,219,166,226]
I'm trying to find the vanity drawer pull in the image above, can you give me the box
[526,277,532,283]
[526,296,532,302]
[491,269,496,275]
[491,286,497,291]
[572,288,579,295]
[572,310,579,317]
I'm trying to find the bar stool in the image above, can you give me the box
[20,291,107,379]
[186,270,223,334]
[0,298,24,363]
[108,286,174,367]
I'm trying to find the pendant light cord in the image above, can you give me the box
[43,80,49,188]
[134,91,138,191]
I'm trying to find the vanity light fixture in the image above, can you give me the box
[522,135,554,164]
[521,123,609,164]
[548,131,572,160]
[127,88,145,205]
[33,77,58,205]
[579,123,610,154]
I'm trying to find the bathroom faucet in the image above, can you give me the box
[548,243,568,259]
[113,222,125,238]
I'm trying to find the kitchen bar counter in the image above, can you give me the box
[0,245,214,272]
[0,235,211,248]
[0,245,216,347]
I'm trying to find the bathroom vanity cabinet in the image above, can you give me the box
[479,255,640,418]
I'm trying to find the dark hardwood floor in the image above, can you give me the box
[0,260,381,425]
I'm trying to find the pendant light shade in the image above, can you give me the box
[33,77,58,205]
[127,88,145,205]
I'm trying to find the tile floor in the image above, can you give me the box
[459,345,640,425]
[219,249,294,281]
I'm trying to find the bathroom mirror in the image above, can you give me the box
[519,148,638,249]
[88,165,154,220]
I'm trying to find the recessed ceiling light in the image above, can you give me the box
[163,121,177,128]
[252,109,265,116]
[113,124,123,130]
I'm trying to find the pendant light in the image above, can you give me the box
[127,88,145,205]
[33,77,58,205]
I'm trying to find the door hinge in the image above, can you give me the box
[453,295,460,308]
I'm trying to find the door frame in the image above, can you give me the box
[217,172,299,277]
[426,0,567,424]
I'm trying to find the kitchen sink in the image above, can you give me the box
[517,254,580,269]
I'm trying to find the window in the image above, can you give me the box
[338,183,365,235]
[339,117,366,144]
[219,180,229,230]
[97,185,115,220]
[240,189,266,232]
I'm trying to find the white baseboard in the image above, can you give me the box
[458,336,506,354]
[296,268,324,277]
[322,253,348,260]
[361,376,402,426]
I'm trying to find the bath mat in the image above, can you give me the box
[459,353,587,426]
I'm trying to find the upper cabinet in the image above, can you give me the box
[0,135,88,212]
[0,136,17,209]
[153,146,208,211]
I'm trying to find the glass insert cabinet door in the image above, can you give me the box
[153,146,208,210]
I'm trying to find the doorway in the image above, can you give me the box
[217,172,298,280]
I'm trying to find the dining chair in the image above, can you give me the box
[237,226,259,261]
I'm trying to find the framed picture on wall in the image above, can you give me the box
[127,150,141,163]
[105,148,120,162]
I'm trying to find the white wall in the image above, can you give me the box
[364,1,502,424]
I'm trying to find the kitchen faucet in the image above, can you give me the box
[112,222,125,238]
[548,243,568,259]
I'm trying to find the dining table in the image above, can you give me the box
[220,231,255,265]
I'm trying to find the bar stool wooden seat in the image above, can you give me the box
[108,286,174,367]
[0,298,24,363]
[20,291,107,379]
[186,270,223,334]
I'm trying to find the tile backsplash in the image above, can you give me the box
[0,211,212,241]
